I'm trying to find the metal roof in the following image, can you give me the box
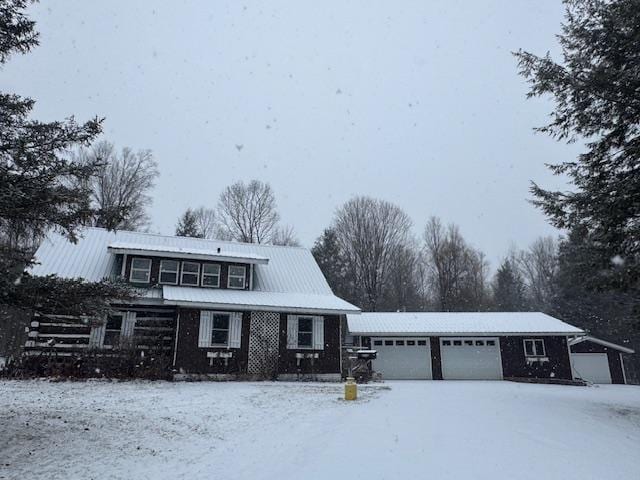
[568,335,635,354]
[30,227,360,313]
[163,286,358,314]
[107,241,269,264]
[347,312,584,336]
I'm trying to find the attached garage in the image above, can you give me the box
[440,337,502,380]
[569,336,635,384]
[347,312,587,382]
[371,338,432,379]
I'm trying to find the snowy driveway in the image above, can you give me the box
[1,380,639,480]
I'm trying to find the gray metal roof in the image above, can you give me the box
[30,227,360,313]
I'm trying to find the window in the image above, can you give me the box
[202,264,220,287]
[417,340,427,346]
[453,340,462,346]
[297,316,313,348]
[464,340,473,346]
[407,340,415,346]
[443,340,451,346]
[486,340,496,346]
[373,340,383,346]
[181,262,200,286]
[103,314,123,346]
[475,340,485,346]
[524,339,546,357]
[396,340,405,346]
[129,258,151,283]
[159,260,179,284]
[227,265,246,289]
[384,340,393,346]
[211,313,230,346]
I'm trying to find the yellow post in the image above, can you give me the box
[344,376,357,401]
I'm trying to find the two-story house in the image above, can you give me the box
[24,227,360,380]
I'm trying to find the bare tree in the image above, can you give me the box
[271,225,300,247]
[77,141,159,231]
[423,216,489,311]
[216,180,280,243]
[192,207,218,239]
[334,196,412,311]
[517,236,558,310]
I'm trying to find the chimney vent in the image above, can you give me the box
[217,247,221,254]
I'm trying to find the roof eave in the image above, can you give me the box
[163,299,360,315]
[348,331,585,337]
[569,335,635,354]
[107,246,269,265]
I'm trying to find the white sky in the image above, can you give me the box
[2,1,581,266]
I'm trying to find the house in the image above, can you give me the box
[569,336,635,384]
[23,227,360,380]
[347,311,589,382]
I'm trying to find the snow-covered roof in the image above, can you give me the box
[163,286,358,314]
[107,241,269,264]
[568,335,635,354]
[347,312,583,336]
[30,227,360,314]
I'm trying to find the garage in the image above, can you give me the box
[569,335,634,384]
[571,353,612,384]
[440,337,503,380]
[371,337,432,379]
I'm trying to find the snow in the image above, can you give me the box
[348,311,584,335]
[1,381,639,479]
[107,241,270,264]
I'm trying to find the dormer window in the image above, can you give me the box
[159,260,179,285]
[130,258,151,283]
[181,262,200,286]
[228,265,246,289]
[202,264,220,288]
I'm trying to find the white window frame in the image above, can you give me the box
[198,311,242,349]
[227,265,246,289]
[286,315,324,350]
[180,261,200,286]
[210,312,231,347]
[524,339,546,357]
[129,258,151,283]
[201,263,221,288]
[159,259,179,285]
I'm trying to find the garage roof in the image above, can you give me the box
[347,312,584,336]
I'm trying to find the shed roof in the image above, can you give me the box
[347,312,583,336]
[107,242,269,264]
[568,335,635,354]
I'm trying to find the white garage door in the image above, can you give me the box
[571,353,612,384]
[441,337,503,380]
[371,338,432,380]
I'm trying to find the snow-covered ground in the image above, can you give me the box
[1,380,639,480]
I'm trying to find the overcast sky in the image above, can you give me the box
[3,1,581,266]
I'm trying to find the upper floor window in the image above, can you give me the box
[524,339,546,357]
[202,264,221,288]
[181,262,200,286]
[228,265,246,289]
[159,260,179,285]
[130,258,151,283]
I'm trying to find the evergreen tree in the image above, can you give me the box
[175,209,204,238]
[514,0,640,291]
[311,228,360,307]
[0,1,134,317]
[492,259,527,312]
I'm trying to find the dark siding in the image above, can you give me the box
[570,340,626,384]
[277,314,341,375]
[501,336,572,380]
[124,256,250,290]
[430,337,443,380]
[173,308,250,374]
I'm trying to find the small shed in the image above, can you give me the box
[569,336,635,384]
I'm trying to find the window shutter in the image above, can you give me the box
[229,313,242,348]
[198,311,212,348]
[313,316,325,350]
[122,311,137,338]
[89,322,105,348]
[287,315,298,349]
